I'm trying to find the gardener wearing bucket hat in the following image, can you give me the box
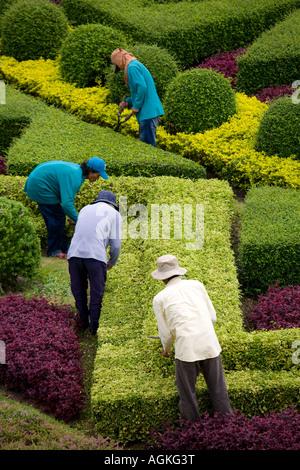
[68,191,122,335]
[24,157,108,258]
[151,254,234,421]
[111,47,164,147]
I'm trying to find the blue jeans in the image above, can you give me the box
[68,257,107,334]
[139,117,159,147]
[38,203,68,257]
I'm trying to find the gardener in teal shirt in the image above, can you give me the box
[24,158,108,258]
[111,48,164,147]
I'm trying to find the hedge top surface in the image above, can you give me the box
[5,85,206,180]
[237,8,300,62]
[241,185,300,244]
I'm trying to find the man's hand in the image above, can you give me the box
[132,108,139,114]
[161,348,171,358]
[119,100,128,111]
[67,217,76,225]
[107,262,113,270]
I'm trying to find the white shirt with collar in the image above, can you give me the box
[152,277,221,362]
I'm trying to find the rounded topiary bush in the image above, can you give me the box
[106,43,179,104]
[0,0,69,61]
[163,68,236,134]
[0,197,41,284]
[255,97,300,159]
[59,23,127,87]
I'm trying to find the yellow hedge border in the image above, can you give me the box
[0,55,299,189]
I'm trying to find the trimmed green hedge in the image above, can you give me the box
[0,174,299,442]
[0,196,41,284]
[163,68,236,134]
[61,0,300,67]
[5,86,206,179]
[59,23,128,87]
[1,0,69,61]
[255,97,300,160]
[87,177,299,443]
[239,186,300,296]
[237,9,300,94]
[0,106,30,157]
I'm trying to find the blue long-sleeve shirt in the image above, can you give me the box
[24,161,85,222]
[125,60,164,123]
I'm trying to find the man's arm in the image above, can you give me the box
[107,213,122,267]
[127,65,147,112]
[153,297,174,354]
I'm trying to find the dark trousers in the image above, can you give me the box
[175,355,233,422]
[38,203,68,257]
[68,257,107,333]
[139,117,159,147]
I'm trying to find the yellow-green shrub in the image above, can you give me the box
[1,55,299,190]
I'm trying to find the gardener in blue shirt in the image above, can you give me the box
[111,47,164,147]
[24,158,108,258]
[67,190,122,334]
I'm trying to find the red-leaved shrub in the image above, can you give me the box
[0,156,7,175]
[247,283,300,331]
[253,85,293,103]
[149,408,300,450]
[0,293,85,421]
[195,48,247,87]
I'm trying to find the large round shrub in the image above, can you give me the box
[0,0,69,61]
[255,97,300,159]
[59,23,127,87]
[0,197,41,284]
[163,68,236,134]
[106,43,179,104]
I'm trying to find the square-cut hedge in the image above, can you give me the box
[4,86,205,180]
[0,174,299,442]
[0,106,30,157]
[237,9,300,94]
[239,186,300,296]
[81,177,299,443]
[61,0,300,67]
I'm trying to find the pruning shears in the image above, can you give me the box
[114,95,134,131]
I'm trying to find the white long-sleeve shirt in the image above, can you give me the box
[152,277,221,362]
[67,202,122,266]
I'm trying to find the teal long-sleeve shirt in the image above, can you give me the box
[24,161,85,222]
[125,60,164,123]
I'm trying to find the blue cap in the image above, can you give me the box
[87,157,108,180]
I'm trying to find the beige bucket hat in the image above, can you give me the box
[151,254,187,280]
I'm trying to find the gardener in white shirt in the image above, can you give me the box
[67,191,122,335]
[151,254,234,421]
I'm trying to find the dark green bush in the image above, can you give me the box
[239,186,300,296]
[0,196,41,285]
[255,97,300,160]
[0,108,30,157]
[106,43,179,103]
[0,0,16,17]
[59,23,127,87]
[0,0,69,61]
[236,9,300,94]
[163,68,236,134]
